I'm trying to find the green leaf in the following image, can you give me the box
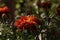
[19,0,23,3]
[16,3,20,9]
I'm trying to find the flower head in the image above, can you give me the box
[43,1,51,8]
[14,15,42,30]
[0,6,9,13]
[38,1,51,8]
[0,6,10,23]
[57,5,60,16]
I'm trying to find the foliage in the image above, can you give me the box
[0,0,60,40]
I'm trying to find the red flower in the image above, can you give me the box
[0,6,10,22]
[0,8,3,13]
[3,6,10,13]
[43,1,51,8]
[14,15,42,30]
[57,5,60,16]
[0,6,9,13]
[38,1,52,8]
